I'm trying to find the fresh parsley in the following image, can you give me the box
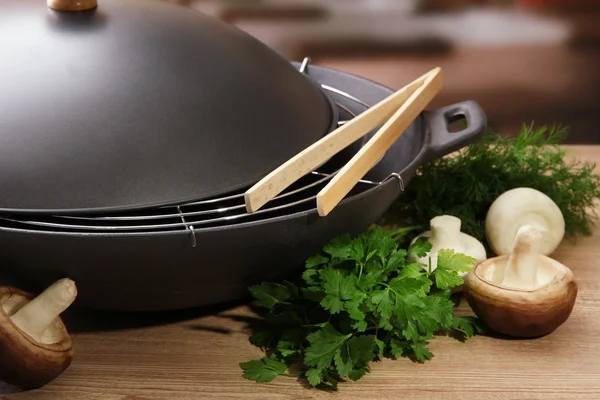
[240,227,481,389]
[381,123,600,250]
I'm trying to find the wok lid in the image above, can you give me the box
[0,0,334,214]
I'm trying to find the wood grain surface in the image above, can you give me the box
[2,146,599,400]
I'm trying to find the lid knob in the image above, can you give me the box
[47,0,97,11]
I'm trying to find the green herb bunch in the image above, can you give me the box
[240,228,481,389]
[382,123,600,249]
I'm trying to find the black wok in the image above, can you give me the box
[0,63,486,311]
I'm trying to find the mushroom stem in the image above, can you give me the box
[428,215,462,270]
[10,279,77,342]
[430,215,462,251]
[501,225,542,290]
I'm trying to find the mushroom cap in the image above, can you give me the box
[485,187,565,256]
[0,286,74,388]
[463,255,578,338]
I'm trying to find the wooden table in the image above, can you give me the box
[2,146,600,400]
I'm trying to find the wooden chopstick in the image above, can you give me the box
[244,67,440,213]
[316,67,443,216]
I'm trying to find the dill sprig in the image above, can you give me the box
[381,123,600,251]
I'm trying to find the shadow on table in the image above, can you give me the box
[63,289,537,344]
[60,296,257,333]
[0,382,20,396]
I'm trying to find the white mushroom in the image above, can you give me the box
[408,215,486,275]
[485,187,565,256]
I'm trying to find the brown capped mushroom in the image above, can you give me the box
[463,225,577,338]
[0,278,77,388]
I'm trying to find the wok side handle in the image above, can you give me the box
[421,100,487,164]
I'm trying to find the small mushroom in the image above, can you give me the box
[0,278,77,388]
[485,187,565,256]
[463,225,577,338]
[408,215,487,275]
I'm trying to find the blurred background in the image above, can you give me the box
[168,0,600,143]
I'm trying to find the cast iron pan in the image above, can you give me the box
[0,64,487,311]
[0,0,336,215]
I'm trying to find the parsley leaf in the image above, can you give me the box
[402,320,419,342]
[438,249,477,273]
[319,269,346,314]
[248,283,291,309]
[305,368,323,386]
[374,338,385,360]
[388,276,431,296]
[302,268,319,285]
[415,295,454,334]
[386,249,407,270]
[347,367,368,381]
[410,342,434,363]
[432,249,478,290]
[277,329,305,354]
[301,286,325,302]
[306,255,329,269]
[249,329,279,349]
[334,335,375,377]
[320,269,366,324]
[399,262,428,279]
[389,339,408,359]
[305,325,352,370]
[368,229,397,262]
[240,356,289,382]
[452,316,485,338]
[433,268,464,291]
[408,236,432,258]
[350,237,366,261]
[241,227,481,390]
[357,271,380,292]
[323,235,353,259]
[370,289,395,330]
[452,317,474,338]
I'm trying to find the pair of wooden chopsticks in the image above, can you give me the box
[244,67,443,216]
